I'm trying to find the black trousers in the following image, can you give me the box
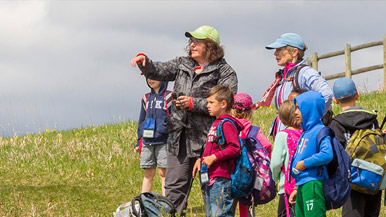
[278,193,295,217]
[342,189,382,217]
[164,132,206,215]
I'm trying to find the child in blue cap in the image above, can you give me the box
[330,77,382,217]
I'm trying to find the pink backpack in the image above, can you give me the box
[239,126,276,206]
[281,128,302,217]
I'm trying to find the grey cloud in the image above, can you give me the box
[1,1,386,137]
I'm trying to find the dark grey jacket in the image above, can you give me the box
[139,56,238,157]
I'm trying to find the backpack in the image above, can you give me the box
[114,192,176,217]
[316,127,352,210]
[281,129,302,217]
[216,118,256,198]
[238,126,277,206]
[345,116,386,195]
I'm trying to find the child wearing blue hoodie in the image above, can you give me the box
[288,91,333,217]
[136,78,172,196]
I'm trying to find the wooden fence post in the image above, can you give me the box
[345,43,352,78]
[312,52,318,71]
[383,34,386,90]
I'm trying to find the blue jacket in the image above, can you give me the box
[291,91,333,186]
[136,81,171,146]
[271,60,333,134]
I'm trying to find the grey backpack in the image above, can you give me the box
[114,192,175,217]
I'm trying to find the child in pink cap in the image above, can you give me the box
[231,93,272,217]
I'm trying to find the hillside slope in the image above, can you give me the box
[0,92,385,216]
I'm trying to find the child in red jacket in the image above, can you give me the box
[193,85,243,217]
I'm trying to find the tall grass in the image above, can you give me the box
[0,92,386,216]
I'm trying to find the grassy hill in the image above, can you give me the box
[1,91,386,216]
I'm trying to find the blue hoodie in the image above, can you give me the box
[136,81,171,146]
[291,91,333,186]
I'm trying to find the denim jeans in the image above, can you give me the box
[206,177,234,217]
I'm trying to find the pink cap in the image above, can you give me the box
[233,93,252,110]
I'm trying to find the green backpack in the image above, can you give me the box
[345,111,386,195]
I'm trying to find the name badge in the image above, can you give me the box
[200,171,209,184]
[254,176,264,190]
[143,118,155,138]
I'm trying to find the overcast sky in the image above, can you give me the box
[1,0,385,137]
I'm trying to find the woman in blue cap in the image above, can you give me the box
[255,33,333,135]
[254,33,333,217]
[130,25,238,215]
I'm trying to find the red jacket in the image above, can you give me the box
[203,114,244,179]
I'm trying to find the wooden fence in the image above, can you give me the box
[305,34,386,88]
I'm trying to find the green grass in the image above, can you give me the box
[1,91,386,216]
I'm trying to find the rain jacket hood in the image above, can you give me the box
[330,106,379,148]
[294,91,325,131]
[147,80,169,95]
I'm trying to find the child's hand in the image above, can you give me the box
[289,189,297,205]
[130,55,146,67]
[202,154,217,168]
[295,160,306,171]
[135,146,139,152]
[192,158,201,178]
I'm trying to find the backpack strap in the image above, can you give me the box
[380,116,386,130]
[317,127,335,147]
[164,90,173,116]
[142,93,151,113]
[291,64,308,93]
[131,195,143,216]
[247,126,260,139]
[316,127,335,177]
[216,118,239,148]
[215,118,241,175]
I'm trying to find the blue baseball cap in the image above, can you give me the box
[266,33,306,50]
[333,77,358,99]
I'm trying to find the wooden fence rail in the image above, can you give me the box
[306,34,386,88]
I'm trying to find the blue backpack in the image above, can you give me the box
[216,118,256,198]
[316,127,352,210]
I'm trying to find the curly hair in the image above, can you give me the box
[186,38,225,64]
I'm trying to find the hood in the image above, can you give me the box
[333,106,378,130]
[147,80,168,95]
[217,114,245,132]
[294,91,325,131]
[237,118,252,139]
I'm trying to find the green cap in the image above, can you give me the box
[185,25,220,45]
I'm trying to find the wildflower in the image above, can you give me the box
[46,129,50,133]
[52,129,56,133]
